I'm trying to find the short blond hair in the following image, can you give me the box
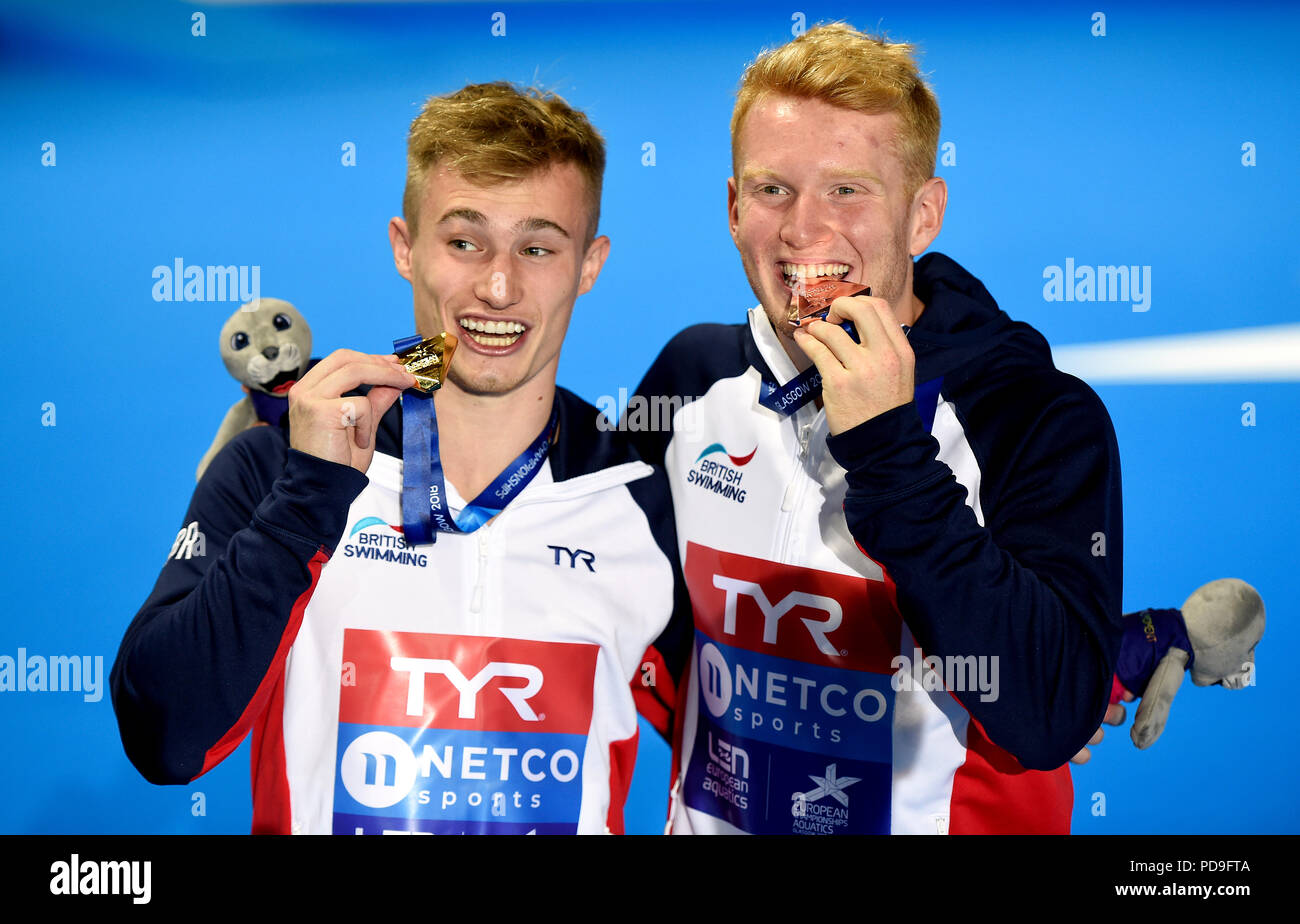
[732,23,940,197]
[402,82,605,241]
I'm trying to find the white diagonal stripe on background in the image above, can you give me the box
[1053,324,1300,383]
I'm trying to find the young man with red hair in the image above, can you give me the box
[634,24,1124,834]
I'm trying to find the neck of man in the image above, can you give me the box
[431,369,557,503]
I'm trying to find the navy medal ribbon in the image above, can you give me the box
[757,322,943,429]
[395,335,556,545]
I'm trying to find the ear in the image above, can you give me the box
[727,175,741,248]
[389,217,414,282]
[577,234,611,296]
[908,176,948,257]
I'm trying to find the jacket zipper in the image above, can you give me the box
[462,461,650,621]
[776,418,814,557]
[469,522,492,619]
[778,411,828,563]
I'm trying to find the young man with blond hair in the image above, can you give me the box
[112,83,689,835]
[633,23,1124,834]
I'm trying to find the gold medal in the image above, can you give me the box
[395,331,458,392]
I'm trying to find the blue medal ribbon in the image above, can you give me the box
[396,335,556,545]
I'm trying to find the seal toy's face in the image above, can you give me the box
[219,298,312,395]
[1183,578,1266,689]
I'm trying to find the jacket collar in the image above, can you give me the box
[367,385,652,498]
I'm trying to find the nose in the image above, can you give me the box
[473,256,520,310]
[780,191,832,251]
[262,346,279,360]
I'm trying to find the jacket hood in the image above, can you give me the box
[910,252,1054,382]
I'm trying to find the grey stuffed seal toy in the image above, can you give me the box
[196,297,312,480]
[1111,578,1265,749]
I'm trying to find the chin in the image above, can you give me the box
[447,366,522,397]
[762,305,795,337]
[758,288,796,332]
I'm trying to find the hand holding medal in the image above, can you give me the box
[394,331,458,392]
[789,281,916,436]
[393,333,556,546]
[287,349,418,473]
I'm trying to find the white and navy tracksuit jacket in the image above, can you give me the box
[111,386,691,835]
[631,253,1124,834]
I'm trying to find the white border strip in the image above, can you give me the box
[1054,324,1300,383]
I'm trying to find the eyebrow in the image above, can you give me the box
[740,167,885,186]
[825,168,886,186]
[437,207,487,226]
[517,217,570,239]
[436,208,571,240]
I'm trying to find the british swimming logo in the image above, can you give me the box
[686,442,756,504]
[341,515,427,568]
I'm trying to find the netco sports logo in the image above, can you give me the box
[333,630,598,834]
[682,541,901,835]
[685,442,756,504]
[341,515,427,568]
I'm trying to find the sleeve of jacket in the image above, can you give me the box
[826,375,1123,770]
[110,428,369,784]
[625,337,680,470]
[626,327,733,736]
[626,463,694,740]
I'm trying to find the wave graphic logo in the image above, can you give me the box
[349,516,404,539]
[695,443,757,466]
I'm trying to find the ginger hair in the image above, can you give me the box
[732,23,940,196]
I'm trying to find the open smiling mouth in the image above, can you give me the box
[459,318,527,347]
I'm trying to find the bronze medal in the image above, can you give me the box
[786,279,872,327]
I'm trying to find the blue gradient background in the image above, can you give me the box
[1,0,1295,834]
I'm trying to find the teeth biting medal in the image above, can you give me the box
[787,277,873,342]
[758,278,916,417]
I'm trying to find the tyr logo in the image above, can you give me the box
[712,574,842,657]
[548,545,596,572]
[389,658,544,721]
[683,542,900,674]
